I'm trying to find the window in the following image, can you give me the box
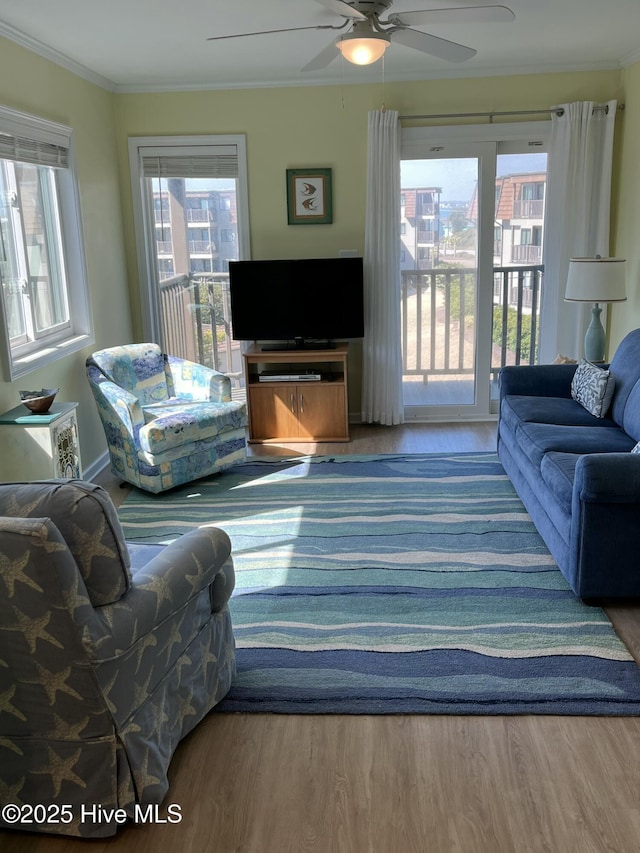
[520,182,545,200]
[0,106,91,379]
[129,134,249,383]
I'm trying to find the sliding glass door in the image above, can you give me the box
[401,140,496,419]
[401,124,549,420]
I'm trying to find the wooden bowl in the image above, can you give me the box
[19,388,59,414]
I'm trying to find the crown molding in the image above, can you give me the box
[621,45,640,68]
[0,19,115,91]
[113,59,624,95]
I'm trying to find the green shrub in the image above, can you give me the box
[492,306,534,362]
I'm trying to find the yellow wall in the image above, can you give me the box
[114,69,623,417]
[0,36,632,471]
[611,60,640,349]
[0,36,133,470]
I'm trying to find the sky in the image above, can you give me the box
[401,153,548,201]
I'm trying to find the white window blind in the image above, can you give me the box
[0,134,69,168]
[139,145,239,179]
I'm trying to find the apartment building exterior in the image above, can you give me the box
[153,183,238,280]
[465,171,546,267]
[400,187,442,270]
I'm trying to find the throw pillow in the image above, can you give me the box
[571,359,615,418]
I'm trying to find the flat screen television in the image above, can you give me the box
[229,257,364,350]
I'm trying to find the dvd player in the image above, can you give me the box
[258,371,322,382]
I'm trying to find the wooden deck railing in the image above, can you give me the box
[158,272,243,388]
[400,264,543,383]
[158,265,543,396]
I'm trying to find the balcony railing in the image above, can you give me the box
[401,264,543,386]
[157,272,244,394]
[513,199,544,218]
[188,240,213,253]
[157,265,542,405]
[186,209,214,223]
[511,244,542,264]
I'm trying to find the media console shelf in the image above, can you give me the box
[243,342,349,443]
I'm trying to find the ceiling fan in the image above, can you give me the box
[206,0,515,70]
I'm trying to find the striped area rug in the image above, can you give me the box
[118,453,640,714]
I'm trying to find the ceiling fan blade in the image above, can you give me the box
[301,39,341,71]
[391,27,476,62]
[390,6,515,26]
[207,25,328,41]
[311,0,367,20]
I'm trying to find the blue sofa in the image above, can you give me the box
[497,328,640,600]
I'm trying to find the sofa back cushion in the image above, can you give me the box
[88,343,169,405]
[609,329,640,427]
[0,480,131,606]
[622,380,640,442]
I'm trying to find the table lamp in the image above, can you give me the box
[565,256,626,362]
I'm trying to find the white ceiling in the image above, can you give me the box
[0,0,638,93]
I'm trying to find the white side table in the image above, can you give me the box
[0,402,83,481]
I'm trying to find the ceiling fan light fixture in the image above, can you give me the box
[337,28,390,65]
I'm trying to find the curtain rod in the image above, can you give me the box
[398,104,624,123]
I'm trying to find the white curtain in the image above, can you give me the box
[539,100,617,362]
[361,109,404,425]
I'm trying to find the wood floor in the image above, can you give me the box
[4,422,640,853]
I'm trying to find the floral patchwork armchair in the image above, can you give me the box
[86,343,247,493]
[0,479,236,837]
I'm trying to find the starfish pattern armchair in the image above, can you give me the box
[86,343,247,493]
[0,479,236,837]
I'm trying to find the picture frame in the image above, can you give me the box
[286,168,333,225]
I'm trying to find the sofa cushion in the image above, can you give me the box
[540,452,580,514]
[571,359,615,418]
[516,422,636,468]
[621,379,640,443]
[500,394,617,435]
[139,400,247,454]
[609,331,640,426]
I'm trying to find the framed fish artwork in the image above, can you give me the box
[286,168,333,225]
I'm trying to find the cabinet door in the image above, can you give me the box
[297,384,347,439]
[248,385,300,440]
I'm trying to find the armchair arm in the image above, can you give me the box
[88,525,233,660]
[499,363,579,401]
[570,453,640,598]
[574,453,640,503]
[89,376,145,437]
[165,354,231,403]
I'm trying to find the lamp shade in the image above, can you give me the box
[565,257,627,303]
[337,23,390,66]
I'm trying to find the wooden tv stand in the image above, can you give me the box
[243,343,349,443]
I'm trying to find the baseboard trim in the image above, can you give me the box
[83,450,110,482]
